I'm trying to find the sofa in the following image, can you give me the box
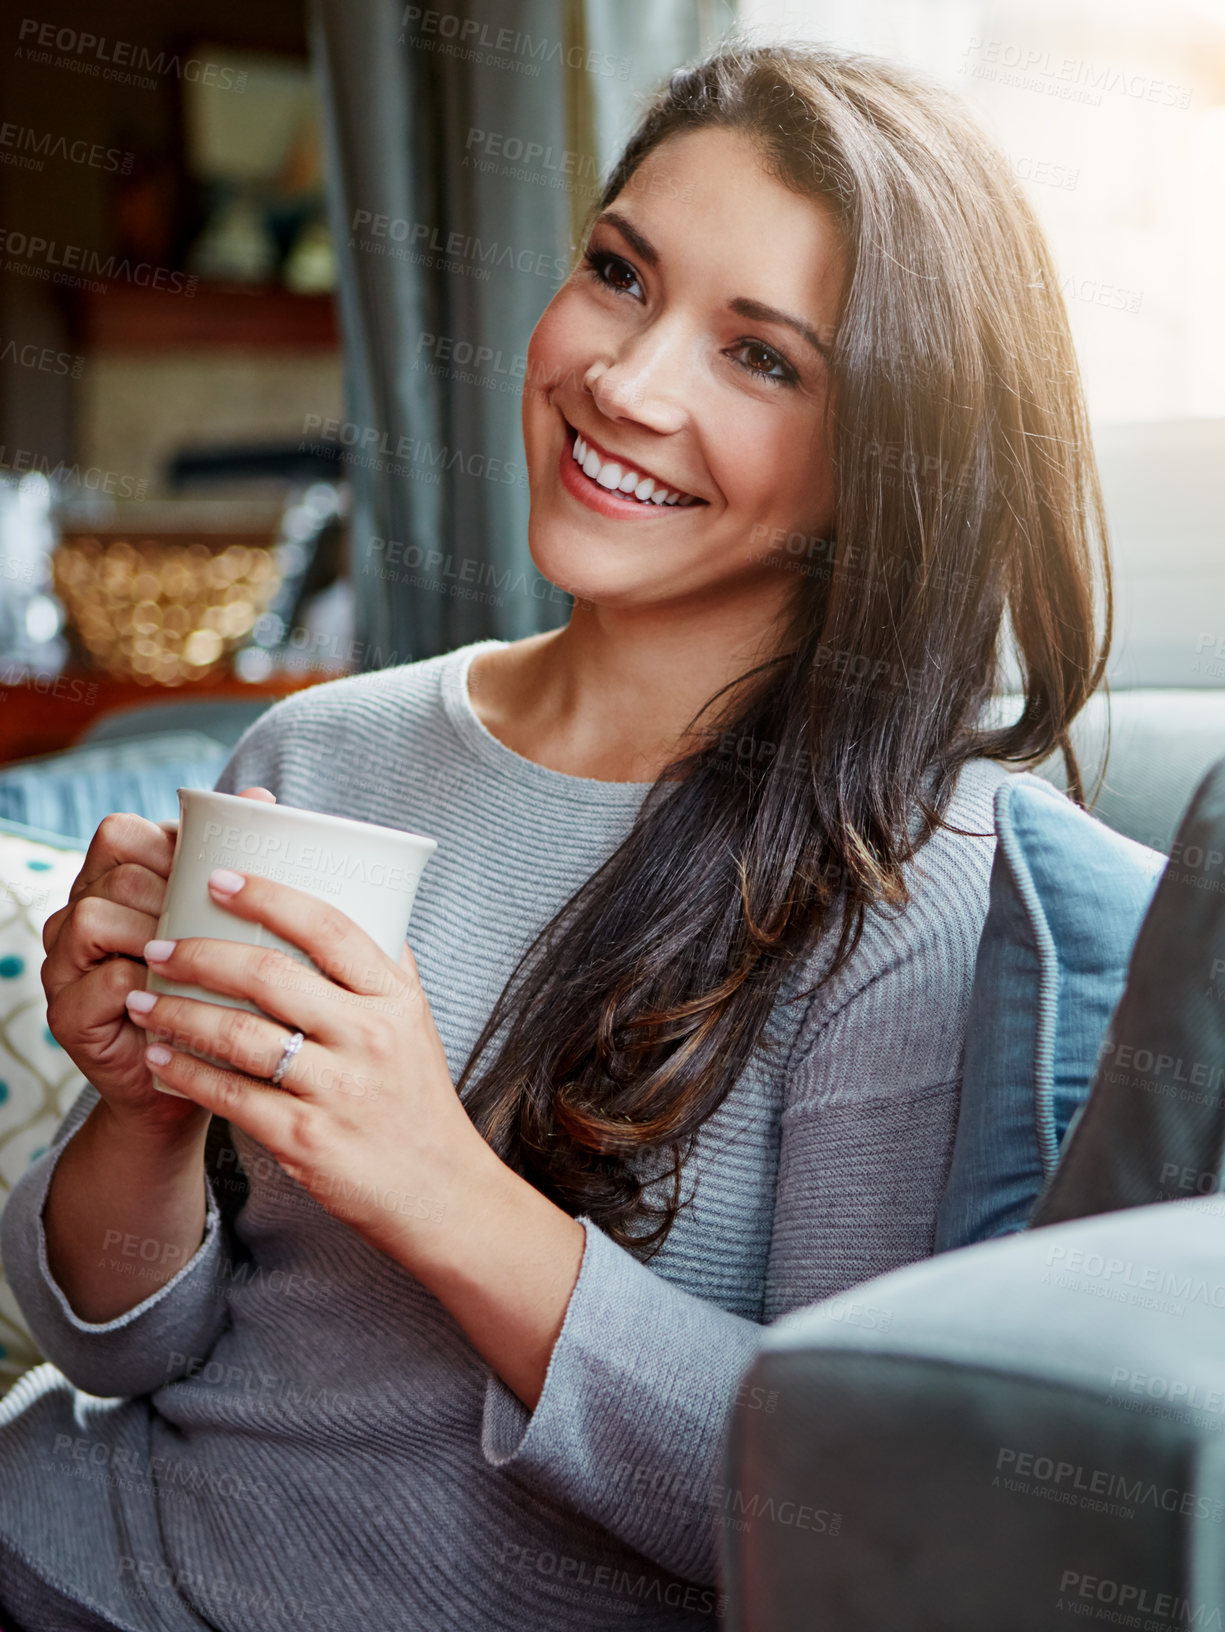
[722,716,1225,1628]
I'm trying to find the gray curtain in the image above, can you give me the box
[309,0,733,669]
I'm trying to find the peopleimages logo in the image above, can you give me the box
[1109,1366,1225,1418]
[200,820,420,893]
[0,122,133,174]
[1043,1241,1225,1308]
[0,442,146,497]
[1058,1570,1223,1624]
[15,20,248,91]
[0,226,197,294]
[996,1448,1225,1523]
[399,7,631,79]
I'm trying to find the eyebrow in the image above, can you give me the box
[592,208,833,363]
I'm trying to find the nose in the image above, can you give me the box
[582,318,692,435]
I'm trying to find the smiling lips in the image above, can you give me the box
[566,422,704,508]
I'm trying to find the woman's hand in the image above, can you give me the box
[123,865,587,1408]
[122,866,488,1262]
[40,786,277,1139]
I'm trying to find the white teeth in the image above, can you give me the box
[568,425,695,507]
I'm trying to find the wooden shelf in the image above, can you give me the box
[0,667,343,766]
[61,283,339,352]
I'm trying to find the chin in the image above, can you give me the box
[524,519,649,608]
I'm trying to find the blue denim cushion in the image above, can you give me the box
[0,731,229,843]
[934,772,1166,1250]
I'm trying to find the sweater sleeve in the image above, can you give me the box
[0,1082,234,1399]
[477,916,979,1588]
[759,925,973,1316]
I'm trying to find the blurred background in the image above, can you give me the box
[0,0,1220,762]
[0,0,345,756]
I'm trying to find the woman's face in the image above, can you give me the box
[522,125,845,618]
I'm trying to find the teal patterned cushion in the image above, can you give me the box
[0,819,88,1391]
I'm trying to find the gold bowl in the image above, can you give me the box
[52,531,283,686]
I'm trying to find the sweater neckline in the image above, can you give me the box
[441,639,656,804]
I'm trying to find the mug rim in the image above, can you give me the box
[178,786,438,855]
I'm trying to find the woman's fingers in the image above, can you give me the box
[46,789,272,957]
[41,901,70,956]
[44,811,174,959]
[42,860,165,957]
[130,989,303,1082]
[44,954,218,1128]
[43,895,161,990]
[95,859,169,918]
[45,953,159,1065]
[67,787,272,902]
[68,811,177,902]
[130,988,383,1104]
[37,790,279,1117]
[43,859,165,959]
[200,871,396,998]
[44,788,278,969]
[137,936,363,1048]
[135,1042,315,1148]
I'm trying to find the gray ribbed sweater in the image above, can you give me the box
[0,638,1011,1632]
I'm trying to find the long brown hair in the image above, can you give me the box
[456,37,1112,1257]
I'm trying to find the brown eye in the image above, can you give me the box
[730,339,797,387]
[603,260,637,292]
[582,248,642,298]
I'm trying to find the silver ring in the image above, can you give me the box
[269,1029,305,1087]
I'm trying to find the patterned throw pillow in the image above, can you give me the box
[0,820,87,1392]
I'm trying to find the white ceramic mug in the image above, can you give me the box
[146,787,438,1096]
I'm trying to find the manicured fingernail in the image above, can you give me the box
[209,868,246,895]
[144,940,176,962]
[145,1044,172,1065]
[125,990,157,1013]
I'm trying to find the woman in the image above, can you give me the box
[0,37,1108,1632]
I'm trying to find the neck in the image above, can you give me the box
[476,592,792,783]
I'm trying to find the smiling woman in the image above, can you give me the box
[521,125,842,601]
[0,34,1109,1632]
[459,48,1110,1254]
